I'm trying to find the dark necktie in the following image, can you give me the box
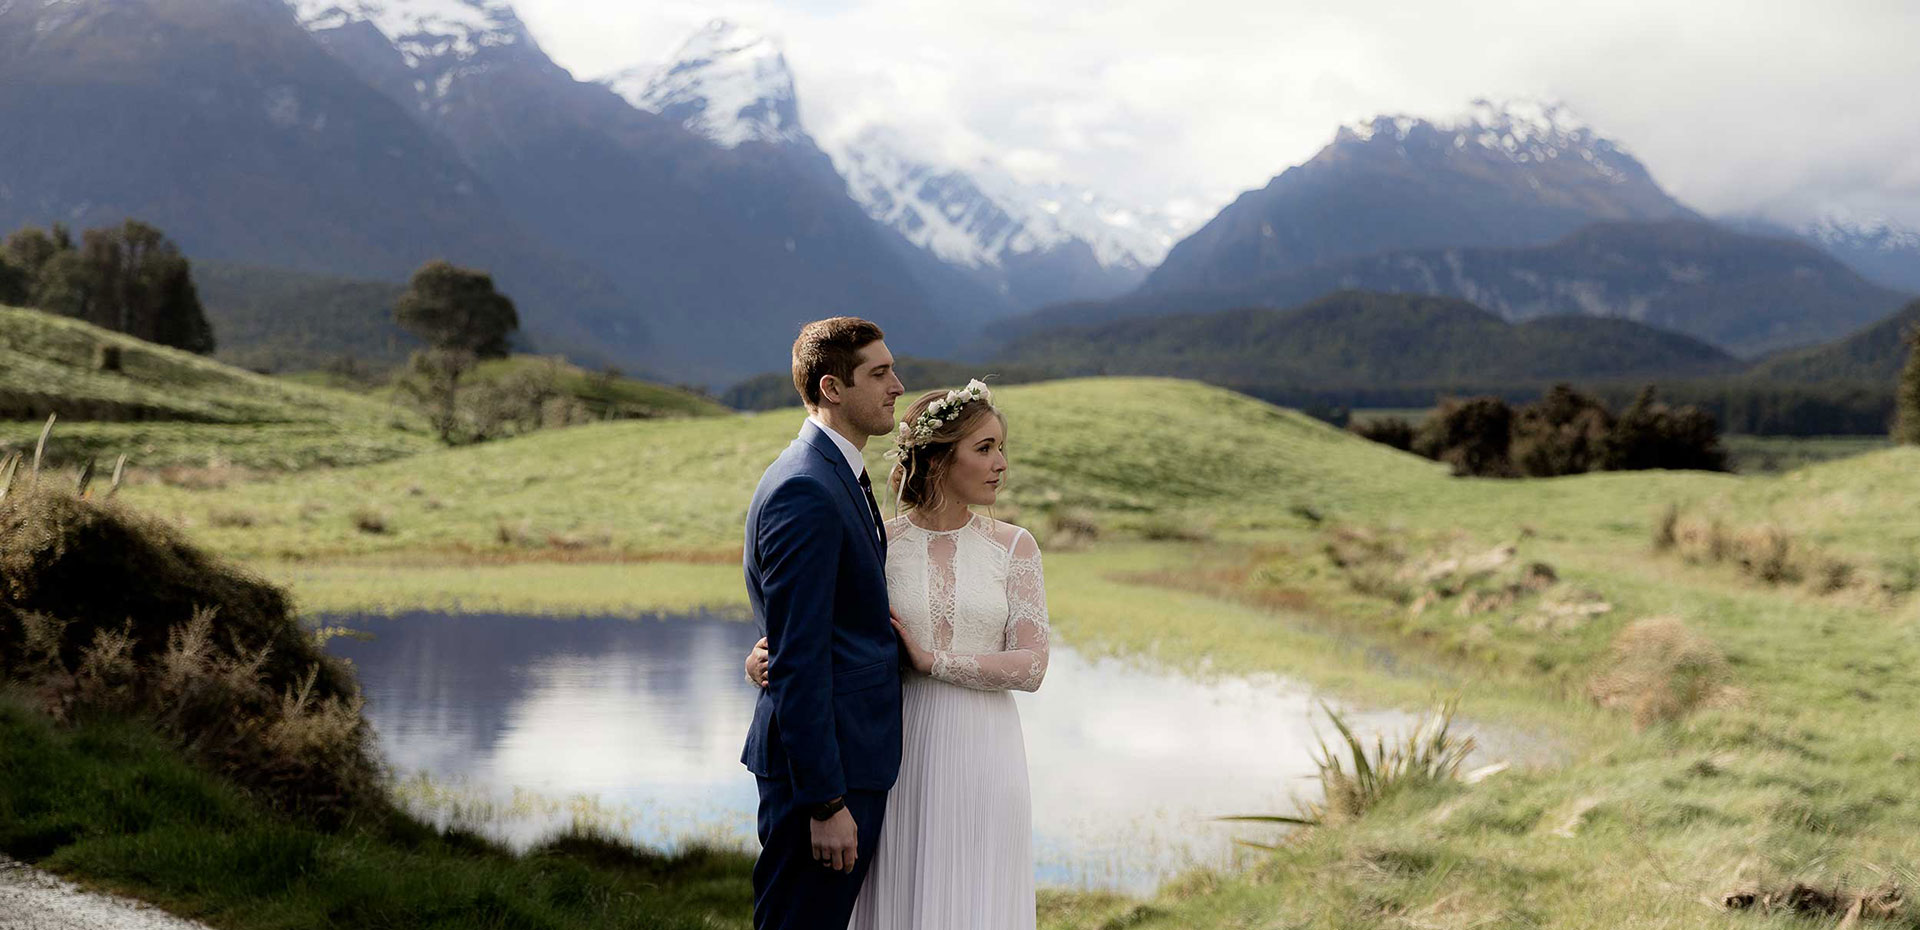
[857,469,886,551]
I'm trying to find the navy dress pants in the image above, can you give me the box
[752,778,888,930]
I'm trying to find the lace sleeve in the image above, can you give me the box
[931,528,1050,692]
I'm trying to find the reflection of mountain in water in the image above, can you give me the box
[323,612,765,789]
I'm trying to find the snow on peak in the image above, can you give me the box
[829,124,1183,271]
[1802,208,1920,254]
[1338,98,1633,178]
[287,0,530,68]
[611,18,804,149]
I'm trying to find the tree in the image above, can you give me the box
[394,261,518,358]
[0,221,214,353]
[1895,325,1920,445]
[393,261,520,444]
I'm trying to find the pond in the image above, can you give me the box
[323,611,1515,892]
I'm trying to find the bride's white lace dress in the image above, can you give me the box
[850,512,1050,930]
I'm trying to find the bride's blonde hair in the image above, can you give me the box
[888,388,1007,517]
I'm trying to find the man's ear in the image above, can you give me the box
[818,374,843,406]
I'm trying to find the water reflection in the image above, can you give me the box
[325,612,1462,892]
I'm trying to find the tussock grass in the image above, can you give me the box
[1586,616,1736,729]
[0,482,378,815]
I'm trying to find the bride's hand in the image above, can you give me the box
[745,637,769,688]
[890,614,934,675]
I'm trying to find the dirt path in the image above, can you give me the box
[0,857,211,930]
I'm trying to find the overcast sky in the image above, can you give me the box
[514,0,1920,231]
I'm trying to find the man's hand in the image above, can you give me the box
[745,636,770,688]
[810,806,859,873]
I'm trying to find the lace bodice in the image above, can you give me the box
[886,513,1050,692]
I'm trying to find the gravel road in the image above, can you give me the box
[0,857,211,930]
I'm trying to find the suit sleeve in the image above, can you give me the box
[757,477,846,806]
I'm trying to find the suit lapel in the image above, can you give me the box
[801,422,885,564]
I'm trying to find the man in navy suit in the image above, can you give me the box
[741,317,906,929]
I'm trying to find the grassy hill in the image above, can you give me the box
[126,378,1446,560]
[0,304,433,469]
[25,370,1920,928]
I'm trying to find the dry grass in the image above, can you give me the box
[1587,616,1736,729]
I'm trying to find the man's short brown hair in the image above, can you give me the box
[792,317,885,407]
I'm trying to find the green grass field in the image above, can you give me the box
[14,370,1920,928]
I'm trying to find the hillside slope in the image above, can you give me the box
[1749,298,1920,383]
[0,304,433,469]
[994,291,1739,392]
[1007,222,1912,358]
[127,378,1449,559]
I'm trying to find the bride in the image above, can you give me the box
[747,379,1050,928]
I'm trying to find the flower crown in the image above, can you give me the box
[891,379,992,455]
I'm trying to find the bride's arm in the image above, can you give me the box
[930,529,1049,693]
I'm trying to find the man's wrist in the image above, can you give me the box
[808,797,846,821]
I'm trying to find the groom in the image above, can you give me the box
[741,317,906,929]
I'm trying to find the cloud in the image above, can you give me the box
[513,0,1920,227]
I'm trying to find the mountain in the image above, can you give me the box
[1145,99,1699,295]
[993,291,1740,393]
[1725,212,1920,293]
[1748,298,1920,383]
[289,7,953,381]
[829,125,1184,310]
[0,0,627,359]
[1003,221,1912,358]
[604,18,804,149]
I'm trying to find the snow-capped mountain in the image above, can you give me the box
[1725,209,1920,293]
[1339,99,1645,183]
[612,19,1181,309]
[604,19,805,149]
[1801,210,1920,255]
[1146,97,1696,294]
[287,0,536,69]
[831,125,1181,275]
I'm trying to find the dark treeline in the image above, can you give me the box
[0,220,215,354]
[1232,378,1896,437]
[1353,383,1728,477]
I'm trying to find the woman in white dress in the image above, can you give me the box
[747,380,1050,928]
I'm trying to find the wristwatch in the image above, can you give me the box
[809,797,846,821]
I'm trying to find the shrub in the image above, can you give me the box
[1348,416,1416,452]
[1414,396,1515,477]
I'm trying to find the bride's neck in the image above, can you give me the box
[912,501,973,532]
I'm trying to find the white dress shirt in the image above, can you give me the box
[805,414,883,541]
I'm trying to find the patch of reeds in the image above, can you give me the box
[1221,701,1478,838]
[1587,616,1736,729]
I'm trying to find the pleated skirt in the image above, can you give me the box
[849,674,1035,930]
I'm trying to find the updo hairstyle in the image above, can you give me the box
[888,388,1007,516]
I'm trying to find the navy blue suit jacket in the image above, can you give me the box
[740,420,902,811]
